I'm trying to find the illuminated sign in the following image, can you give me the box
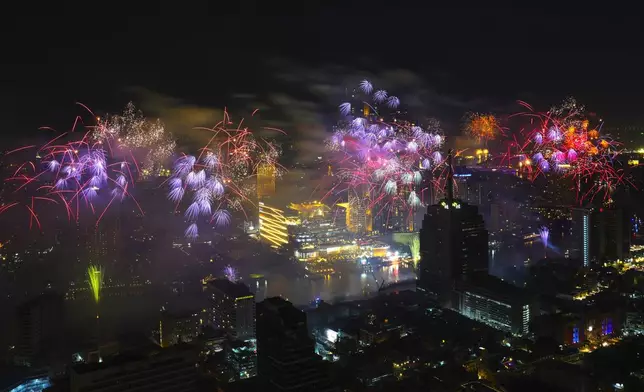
[326,329,338,343]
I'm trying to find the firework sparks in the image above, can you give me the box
[223,265,238,282]
[508,98,628,204]
[87,264,103,305]
[465,113,503,142]
[168,110,283,239]
[327,80,445,229]
[2,105,146,230]
[96,102,175,176]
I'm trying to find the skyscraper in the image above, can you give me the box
[570,207,630,266]
[418,150,489,306]
[206,279,256,341]
[257,162,276,200]
[571,208,592,267]
[595,207,630,262]
[257,297,337,392]
[13,292,64,367]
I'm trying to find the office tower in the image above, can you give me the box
[571,208,592,267]
[206,279,256,341]
[418,150,489,306]
[257,297,337,392]
[571,207,630,266]
[69,346,198,392]
[259,202,289,248]
[257,162,276,200]
[13,292,64,367]
[595,207,630,262]
[454,274,535,336]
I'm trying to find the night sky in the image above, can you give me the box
[2,4,644,143]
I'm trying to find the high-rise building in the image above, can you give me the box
[338,193,372,234]
[158,310,202,348]
[595,207,630,262]
[259,202,289,248]
[571,207,630,266]
[257,162,276,200]
[206,279,256,341]
[454,274,535,336]
[418,150,489,306]
[13,292,64,367]
[257,297,337,392]
[571,208,592,267]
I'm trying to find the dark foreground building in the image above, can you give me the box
[418,150,489,306]
[69,346,198,392]
[257,297,337,392]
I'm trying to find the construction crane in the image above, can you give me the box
[371,272,387,292]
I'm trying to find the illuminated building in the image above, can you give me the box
[257,297,336,392]
[288,201,330,220]
[475,148,489,163]
[571,207,630,266]
[227,339,258,381]
[257,162,276,200]
[259,202,289,248]
[418,150,489,306]
[206,279,256,341]
[313,328,354,362]
[454,274,535,336]
[571,208,592,267]
[291,205,355,261]
[533,311,619,346]
[338,194,372,234]
[159,310,201,348]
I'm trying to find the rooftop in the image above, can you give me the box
[207,279,253,299]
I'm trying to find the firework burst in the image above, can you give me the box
[95,102,175,176]
[223,265,238,282]
[328,80,445,228]
[2,105,146,230]
[167,110,283,239]
[508,98,629,204]
[465,113,503,143]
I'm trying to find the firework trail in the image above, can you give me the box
[507,98,630,204]
[88,264,104,305]
[327,79,445,226]
[2,104,149,230]
[167,109,283,239]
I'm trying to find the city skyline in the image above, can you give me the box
[2,5,644,392]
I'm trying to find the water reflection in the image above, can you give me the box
[251,264,416,305]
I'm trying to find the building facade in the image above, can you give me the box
[206,279,256,341]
